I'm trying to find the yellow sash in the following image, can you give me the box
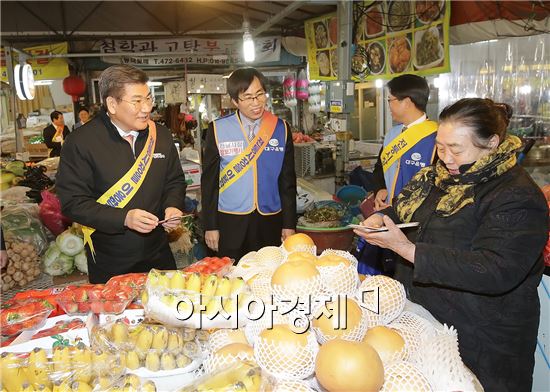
[82,121,157,257]
[381,120,438,172]
[218,111,278,194]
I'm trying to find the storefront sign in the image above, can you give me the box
[100,37,281,66]
[1,42,70,83]
[305,1,451,81]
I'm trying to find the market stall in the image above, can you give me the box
[1,233,484,391]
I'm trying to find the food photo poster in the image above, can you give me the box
[305,0,451,81]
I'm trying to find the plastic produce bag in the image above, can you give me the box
[1,204,48,254]
[0,345,126,392]
[0,299,54,336]
[90,321,202,376]
[175,361,271,392]
[283,73,297,107]
[296,69,309,100]
[39,190,72,236]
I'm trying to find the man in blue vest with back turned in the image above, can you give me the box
[201,67,297,262]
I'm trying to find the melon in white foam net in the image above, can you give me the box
[357,275,406,324]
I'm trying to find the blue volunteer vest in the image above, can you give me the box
[214,112,286,215]
[383,122,437,202]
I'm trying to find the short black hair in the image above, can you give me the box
[439,98,512,148]
[227,67,267,101]
[50,110,63,121]
[78,107,89,114]
[387,74,430,112]
[99,65,148,107]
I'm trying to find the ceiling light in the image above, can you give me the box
[242,19,255,63]
[147,81,162,87]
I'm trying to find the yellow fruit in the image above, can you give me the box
[28,347,52,387]
[125,350,141,370]
[1,352,29,392]
[52,346,71,374]
[175,353,192,368]
[271,260,319,287]
[259,324,308,347]
[229,277,246,295]
[157,272,170,288]
[286,251,317,263]
[362,326,405,364]
[315,339,384,392]
[72,346,93,384]
[111,321,129,345]
[186,273,202,293]
[135,327,154,351]
[201,274,219,297]
[145,351,161,372]
[214,277,231,297]
[282,233,315,252]
[151,327,168,350]
[315,254,350,268]
[214,343,254,359]
[142,381,157,392]
[141,290,149,305]
[70,381,92,392]
[312,297,363,339]
[160,353,176,370]
[169,271,186,290]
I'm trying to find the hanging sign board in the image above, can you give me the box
[164,81,186,104]
[305,1,451,81]
[99,37,281,66]
[1,42,70,83]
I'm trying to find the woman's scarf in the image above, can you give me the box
[395,135,522,222]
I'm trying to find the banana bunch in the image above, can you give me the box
[177,361,262,392]
[1,345,126,392]
[147,270,247,297]
[90,322,195,373]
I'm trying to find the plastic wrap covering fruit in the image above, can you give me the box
[176,361,272,392]
[182,256,233,275]
[0,345,127,392]
[143,269,253,329]
[56,284,136,315]
[31,318,87,340]
[0,299,54,336]
[105,272,148,298]
[90,321,203,377]
[12,287,79,317]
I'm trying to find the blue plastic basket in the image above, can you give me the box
[336,185,367,206]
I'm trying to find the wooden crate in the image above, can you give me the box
[26,143,49,157]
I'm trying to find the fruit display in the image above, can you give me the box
[0,160,25,191]
[143,269,251,329]
[0,231,481,392]
[56,284,136,315]
[0,299,54,336]
[90,321,201,376]
[0,344,126,392]
[183,256,233,275]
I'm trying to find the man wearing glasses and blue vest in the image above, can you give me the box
[202,67,297,261]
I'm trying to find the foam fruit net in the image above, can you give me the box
[273,379,316,392]
[357,275,406,325]
[381,361,433,391]
[311,297,368,344]
[207,329,249,353]
[203,351,256,374]
[254,332,319,380]
[412,325,475,391]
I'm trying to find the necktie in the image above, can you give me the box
[247,125,255,141]
[123,134,134,154]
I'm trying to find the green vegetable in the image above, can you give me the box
[74,250,88,274]
[1,172,15,184]
[5,161,26,177]
[56,230,85,257]
[42,242,75,276]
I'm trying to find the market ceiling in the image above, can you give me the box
[2,1,548,47]
[1,0,337,44]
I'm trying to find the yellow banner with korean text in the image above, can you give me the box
[1,42,69,83]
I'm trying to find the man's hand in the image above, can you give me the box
[281,228,295,244]
[124,209,159,233]
[163,207,184,229]
[0,250,7,269]
[205,230,220,252]
[374,188,390,211]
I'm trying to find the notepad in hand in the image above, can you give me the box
[348,222,420,232]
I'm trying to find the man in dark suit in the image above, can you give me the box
[43,110,70,157]
[201,67,297,261]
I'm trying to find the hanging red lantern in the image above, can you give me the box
[63,75,86,102]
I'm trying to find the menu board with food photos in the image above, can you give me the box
[305,0,450,81]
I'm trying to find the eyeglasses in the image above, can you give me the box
[120,95,155,110]
[238,92,267,104]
